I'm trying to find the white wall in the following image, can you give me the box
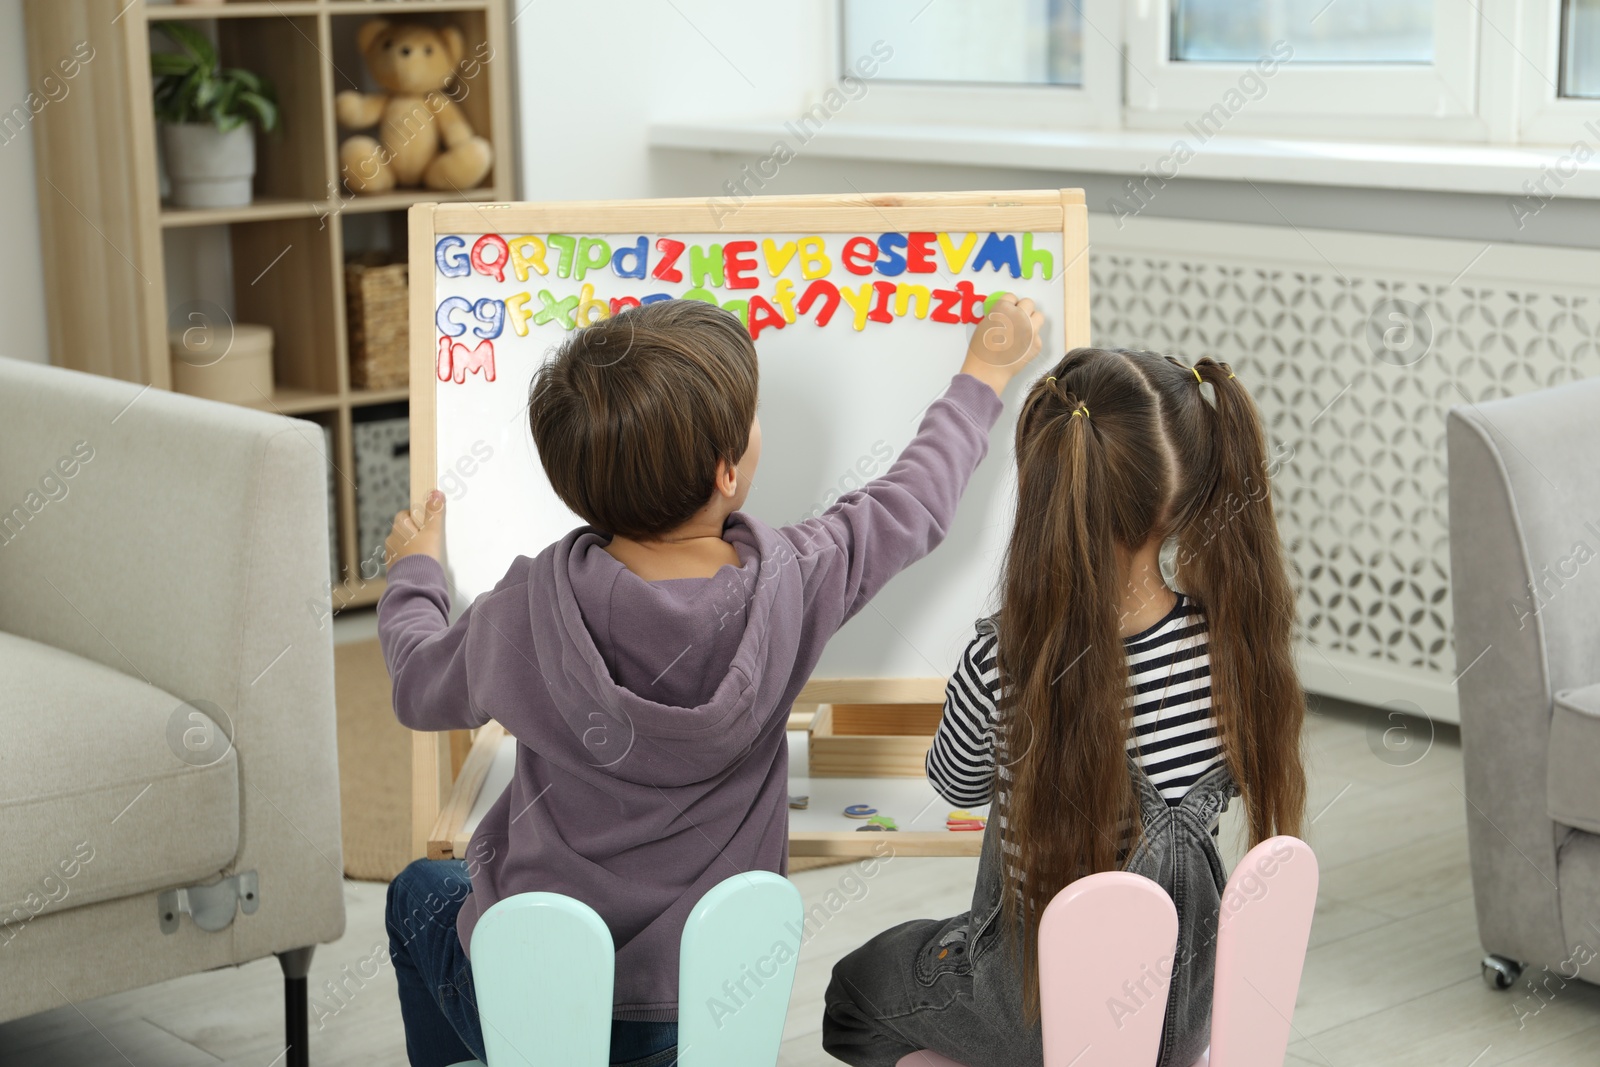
[0,1,50,364]
[512,0,831,201]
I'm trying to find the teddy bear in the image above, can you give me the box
[335,19,492,195]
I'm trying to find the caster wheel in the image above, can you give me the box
[1482,954,1522,990]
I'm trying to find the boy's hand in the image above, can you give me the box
[961,295,1045,397]
[387,490,445,565]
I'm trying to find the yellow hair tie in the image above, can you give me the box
[1046,376,1056,385]
[1072,404,1090,419]
[1191,365,1203,384]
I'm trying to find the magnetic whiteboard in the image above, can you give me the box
[408,191,1090,682]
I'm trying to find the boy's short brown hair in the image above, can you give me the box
[528,299,759,539]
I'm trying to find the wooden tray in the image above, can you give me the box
[807,703,943,777]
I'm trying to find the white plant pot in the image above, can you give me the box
[161,122,256,209]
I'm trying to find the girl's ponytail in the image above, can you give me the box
[1179,358,1306,844]
[993,348,1307,1016]
[997,366,1159,1016]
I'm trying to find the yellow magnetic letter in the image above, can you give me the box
[798,236,831,280]
[938,232,977,273]
[763,239,799,276]
[509,236,548,282]
[838,283,875,330]
[505,291,535,336]
[894,283,930,319]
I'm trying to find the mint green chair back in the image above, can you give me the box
[676,872,804,1067]
[467,891,616,1067]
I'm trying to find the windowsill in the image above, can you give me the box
[649,120,1600,202]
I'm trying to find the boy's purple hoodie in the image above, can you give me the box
[378,373,1002,1020]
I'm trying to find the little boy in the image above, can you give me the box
[379,294,1042,1067]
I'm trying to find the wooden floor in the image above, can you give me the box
[4,697,1598,1066]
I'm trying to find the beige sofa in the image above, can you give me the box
[1447,377,1600,992]
[0,359,345,1066]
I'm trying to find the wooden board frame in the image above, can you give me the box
[428,685,987,860]
[408,189,1091,858]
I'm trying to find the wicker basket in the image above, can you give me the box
[346,256,409,391]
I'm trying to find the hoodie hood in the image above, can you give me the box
[527,516,804,788]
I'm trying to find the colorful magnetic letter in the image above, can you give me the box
[841,236,878,276]
[435,235,469,278]
[653,239,686,282]
[574,237,612,282]
[875,233,907,277]
[723,240,759,290]
[972,233,1021,279]
[471,234,510,282]
[435,295,472,337]
[611,237,649,279]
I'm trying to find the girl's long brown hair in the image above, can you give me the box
[996,348,1306,1012]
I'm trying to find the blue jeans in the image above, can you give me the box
[386,859,679,1067]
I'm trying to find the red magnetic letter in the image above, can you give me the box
[955,281,986,324]
[747,295,786,340]
[798,279,841,326]
[868,281,897,324]
[906,232,937,274]
[653,238,686,282]
[470,234,510,282]
[841,236,878,276]
[724,240,759,290]
[609,296,641,315]
[929,288,961,324]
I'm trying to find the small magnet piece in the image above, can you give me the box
[868,815,898,831]
[946,809,987,832]
[855,823,887,831]
[844,804,877,819]
[788,795,810,810]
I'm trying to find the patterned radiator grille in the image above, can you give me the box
[1091,249,1600,681]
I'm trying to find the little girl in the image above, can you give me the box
[823,348,1307,1067]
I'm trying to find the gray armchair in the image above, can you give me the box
[1447,377,1600,992]
[0,359,345,1065]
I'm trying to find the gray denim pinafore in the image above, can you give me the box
[822,760,1238,1067]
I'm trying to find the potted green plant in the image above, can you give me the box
[151,22,279,209]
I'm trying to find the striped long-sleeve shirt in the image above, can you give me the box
[926,593,1223,809]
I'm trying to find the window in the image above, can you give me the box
[1122,0,1480,140]
[836,0,1117,131]
[1171,0,1434,64]
[840,0,1083,87]
[833,1,1600,147]
[1515,0,1600,143]
[1562,0,1600,98]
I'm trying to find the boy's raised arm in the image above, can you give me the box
[781,297,1044,631]
[378,493,493,732]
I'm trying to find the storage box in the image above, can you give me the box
[353,408,409,579]
[806,703,943,777]
[169,323,273,405]
[346,257,408,391]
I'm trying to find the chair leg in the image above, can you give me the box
[278,946,316,1067]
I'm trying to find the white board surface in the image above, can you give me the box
[425,218,1073,680]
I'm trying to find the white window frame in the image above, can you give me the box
[1512,0,1600,144]
[1122,0,1486,142]
[832,0,1123,131]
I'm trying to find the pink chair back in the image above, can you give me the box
[1038,871,1179,1067]
[897,838,1318,1067]
[893,872,1176,1067]
[895,1053,969,1067]
[1205,836,1318,1067]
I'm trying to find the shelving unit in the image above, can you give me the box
[24,0,515,609]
